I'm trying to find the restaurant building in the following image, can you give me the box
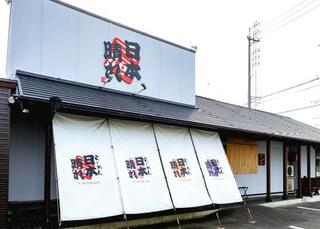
[1,0,320,228]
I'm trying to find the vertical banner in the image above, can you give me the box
[52,113,123,221]
[190,129,243,204]
[108,119,173,214]
[153,124,212,208]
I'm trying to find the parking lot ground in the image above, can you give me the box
[137,201,320,229]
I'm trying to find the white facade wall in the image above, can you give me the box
[270,141,284,193]
[235,141,283,194]
[7,0,195,106]
[301,145,316,177]
[234,141,284,195]
[234,141,319,196]
[234,141,266,195]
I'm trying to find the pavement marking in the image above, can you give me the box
[288,226,305,229]
[297,206,320,212]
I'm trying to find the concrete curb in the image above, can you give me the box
[260,196,320,208]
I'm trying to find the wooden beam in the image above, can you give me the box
[0,79,16,90]
[282,144,288,200]
[265,139,272,202]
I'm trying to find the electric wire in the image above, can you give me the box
[264,0,318,32]
[295,83,320,93]
[259,77,320,99]
[264,1,320,38]
[250,1,320,114]
[245,77,320,106]
[277,103,320,114]
[264,0,308,26]
[262,0,320,39]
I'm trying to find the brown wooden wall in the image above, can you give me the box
[227,137,258,174]
[0,87,11,228]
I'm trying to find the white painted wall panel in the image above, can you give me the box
[159,43,181,102]
[300,146,316,178]
[77,14,110,86]
[7,0,42,78]
[311,147,316,177]
[301,146,307,177]
[271,141,283,193]
[41,0,78,81]
[7,0,195,106]
[180,51,196,105]
[234,141,266,195]
[233,140,284,195]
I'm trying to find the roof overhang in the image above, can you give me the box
[15,71,320,145]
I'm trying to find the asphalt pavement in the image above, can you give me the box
[137,201,320,229]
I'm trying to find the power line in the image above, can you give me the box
[263,1,320,38]
[264,0,318,32]
[264,0,309,28]
[244,77,320,106]
[259,77,320,99]
[295,82,320,93]
[266,0,309,25]
[277,103,320,114]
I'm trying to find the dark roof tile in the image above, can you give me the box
[17,72,320,143]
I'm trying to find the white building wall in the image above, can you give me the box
[301,146,307,177]
[233,141,319,195]
[270,141,283,193]
[301,145,316,178]
[234,140,284,195]
[7,0,196,106]
[311,147,316,177]
[234,141,266,195]
[9,112,57,201]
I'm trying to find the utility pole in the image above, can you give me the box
[247,24,260,109]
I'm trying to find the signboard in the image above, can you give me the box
[102,38,141,85]
[258,153,265,166]
[52,112,243,221]
[52,113,123,221]
[108,119,173,214]
[153,124,212,208]
[190,129,243,204]
[7,0,195,105]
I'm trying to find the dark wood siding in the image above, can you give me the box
[0,87,10,228]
